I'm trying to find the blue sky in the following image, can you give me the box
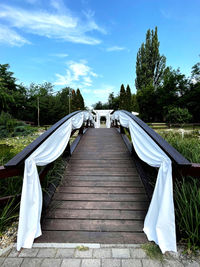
[0,0,200,108]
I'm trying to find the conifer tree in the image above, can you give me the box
[126,84,132,111]
[76,88,85,110]
[119,84,126,109]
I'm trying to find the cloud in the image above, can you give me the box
[0,24,30,46]
[51,53,69,58]
[106,46,126,52]
[0,4,106,45]
[54,60,98,88]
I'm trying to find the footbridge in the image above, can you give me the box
[0,110,199,253]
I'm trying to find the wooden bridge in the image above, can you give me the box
[0,110,199,249]
[37,128,148,244]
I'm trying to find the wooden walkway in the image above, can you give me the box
[36,128,148,244]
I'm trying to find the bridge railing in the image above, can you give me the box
[0,110,94,205]
[111,110,200,197]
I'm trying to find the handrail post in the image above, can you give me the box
[120,125,125,134]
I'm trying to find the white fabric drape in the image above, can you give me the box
[106,113,111,128]
[17,111,91,251]
[112,111,177,253]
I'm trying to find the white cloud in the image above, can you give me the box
[51,53,69,58]
[106,46,126,52]
[0,4,106,45]
[0,24,30,46]
[54,60,98,88]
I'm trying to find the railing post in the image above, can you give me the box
[63,142,71,157]
[120,125,125,134]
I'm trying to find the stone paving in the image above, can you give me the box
[0,244,200,267]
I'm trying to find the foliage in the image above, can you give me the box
[159,131,200,163]
[166,107,192,123]
[135,27,166,121]
[0,64,86,126]
[135,27,166,91]
[119,84,126,109]
[174,176,200,252]
[0,198,19,234]
[141,242,163,261]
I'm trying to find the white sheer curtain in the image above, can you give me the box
[17,111,91,251]
[112,111,177,253]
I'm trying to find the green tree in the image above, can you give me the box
[0,64,17,112]
[108,92,119,110]
[125,85,132,111]
[135,27,166,121]
[119,84,126,109]
[166,107,192,123]
[76,88,85,110]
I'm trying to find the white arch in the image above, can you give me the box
[93,110,113,128]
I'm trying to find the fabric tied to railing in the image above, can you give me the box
[111,111,177,253]
[17,111,91,251]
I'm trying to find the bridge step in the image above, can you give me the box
[36,128,148,244]
[45,209,146,220]
[49,201,148,210]
[61,181,143,187]
[57,186,145,193]
[39,231,147,244]
[53,193,148,202]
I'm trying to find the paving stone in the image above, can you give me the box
[142,259,163,267]
[130,248,147,258]
[19,248,39,257]
[1,258,23,267]
[61,258,81,267]
[122,259,142,267]
[21,258,43,267]
[0,258,5,265]
[74,249,93,258]
[82,259,101,267]
[37,248,57,258]
[163,259,184,266]
[112,248,130,258]
[182,261,200,267]
[55,248,75,258]
[102,259,121,267]
[93,248,111,258]
[41,258,62,267]
[8,248,20,257]
[101,244,125,248]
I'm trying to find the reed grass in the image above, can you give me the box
[174,176,200,252]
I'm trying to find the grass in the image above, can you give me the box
[174,176,200,253]
[141,242,163,261]
[0,128,74,235]
[157,130,200,163]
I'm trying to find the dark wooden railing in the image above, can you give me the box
[0,111,94,205]
[112,110,200,198]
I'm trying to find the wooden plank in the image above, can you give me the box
[57,186,145,194]
[43,219,144,232]
[50,201,148,210]
[46,209,146,220]
[36,231,147,244]
[53,193,148,202]
[61,176,139,181]
[61,181,143,187]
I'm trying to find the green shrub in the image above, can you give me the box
[166,107,192,123]
[159,131,200,163]
[174,177,200,252]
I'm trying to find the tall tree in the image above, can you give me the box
[135,27,166,121]
[76,88,85,110]
[126,85,132,111]
[119,84,126,109]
